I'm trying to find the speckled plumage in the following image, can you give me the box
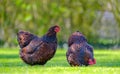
[66,31,96,66]
[17,25,60,65]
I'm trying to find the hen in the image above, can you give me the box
[17,25,60,65]
[66,31,96,66]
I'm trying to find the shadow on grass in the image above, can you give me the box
[0,54,19,59]
[0,62,28,67]
[1,59,120,67]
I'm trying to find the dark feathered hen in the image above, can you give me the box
[17,25,60,65]
[66,31,96,66]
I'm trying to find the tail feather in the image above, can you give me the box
[17,31,35,48]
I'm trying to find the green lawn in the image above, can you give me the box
[0,48,120,74]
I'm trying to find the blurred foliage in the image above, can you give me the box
[0,0,120,48]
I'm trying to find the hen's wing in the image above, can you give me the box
[67,42,91,66]
[79,43,94,66]
[67,43,84,66]
[20,37,57,65]
[20,37,43,65]
[85,43,93,57]
[21,37,43,54]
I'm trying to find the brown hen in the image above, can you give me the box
[66,31,96,66]
[17,25,60,65]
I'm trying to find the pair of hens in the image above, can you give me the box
[17,25,96,66]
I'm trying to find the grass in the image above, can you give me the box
[0,48,120,74]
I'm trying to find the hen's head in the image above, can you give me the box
[47,25,60,36]
[49,25,60,33]
[17,31,34,48]
[88,58,96,65]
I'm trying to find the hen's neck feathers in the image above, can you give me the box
[41,33,57,43]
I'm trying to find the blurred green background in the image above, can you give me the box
[0,0,120,48]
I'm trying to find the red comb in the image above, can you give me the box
[54,26,60,32]
[88,59,96,65]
